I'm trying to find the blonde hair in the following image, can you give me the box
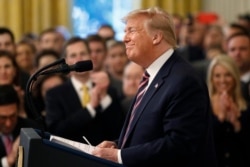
[122,7,177,48]
[207,55,247,111]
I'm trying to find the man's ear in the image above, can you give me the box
[152,32,163,45]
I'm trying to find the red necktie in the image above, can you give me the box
[4,135,13,154]
[121,71,150,148]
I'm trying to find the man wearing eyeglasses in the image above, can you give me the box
[0,85,38,167]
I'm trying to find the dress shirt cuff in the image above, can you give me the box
[117,149,123,164]
[86,104,96,117]
[100,94,112,111]
[1,157,9,167]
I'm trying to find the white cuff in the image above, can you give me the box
[86,104,96,117]
[100,94,112,111]
[1,156,9,167]
[117,149,123,164]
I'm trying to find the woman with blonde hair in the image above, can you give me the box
[207,54,250,167]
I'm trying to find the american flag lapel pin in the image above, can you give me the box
[155,83,158,88]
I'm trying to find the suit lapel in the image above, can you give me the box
[124,51,178,140]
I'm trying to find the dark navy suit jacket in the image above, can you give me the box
[118,51,217,167]
[0,117,38,167]
[45,79,124,145]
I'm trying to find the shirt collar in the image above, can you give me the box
[146,48,174,85]
[71,76,92,91]
[241,71,250,83]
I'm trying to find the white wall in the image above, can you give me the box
[202,0,250,24]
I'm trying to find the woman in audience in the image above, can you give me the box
[0,50,27,118]
[15,40,37,75]
[33,74,67,120]
[34,49,60,70]
[207,55,250,167]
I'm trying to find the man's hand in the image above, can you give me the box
[7,136,20,166]
[92,147,119,163]
[91,140,118,163]
[90,71,110,108]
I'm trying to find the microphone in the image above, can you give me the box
[40,60,93,75]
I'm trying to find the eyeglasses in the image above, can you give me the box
[0,113,17,122]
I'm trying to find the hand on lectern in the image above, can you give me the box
[7,136,20,166]
[92,140,119,163]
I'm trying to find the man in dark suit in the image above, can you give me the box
[45,37,124,145]
[0,85,38,167]
[92,7,217,167]
[227,32,250,105]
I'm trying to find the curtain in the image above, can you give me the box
[141,0,202,17]
[0,0,72,42]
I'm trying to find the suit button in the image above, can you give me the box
[225,152,230,158]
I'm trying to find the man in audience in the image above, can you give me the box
[87,34,124,99]
[0,84,38,167]
[45,36,124,145]
[227,32,250,103]
[121,61,144,116]
[38,27,65,55]
[97,24,116,42]
[0,27,16,55]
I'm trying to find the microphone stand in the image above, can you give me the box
[25,58,66,138]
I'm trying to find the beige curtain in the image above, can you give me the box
[141,0,202,17]
[0,0,72,42]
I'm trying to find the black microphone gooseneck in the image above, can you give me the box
[25,58,66,137]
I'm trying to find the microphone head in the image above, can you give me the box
[74,60,93,72]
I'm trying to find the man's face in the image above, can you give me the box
[0,56,16,85]
[227,35,250,74]
[107,45,128,74]
[123,16,154,68]
[89,41,107,71]
[0,103,18,135]
[0,34,16,54]
[65,41,91,76]
[39,32,64,53]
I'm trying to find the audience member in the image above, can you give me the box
[33,74,67,120]
[237,13,250,32]
[15,40,36,75]
[38,27,65,54]
[0,51,27,118]
[226,33,250,103]
[0,84,39,167]
[86,34,108,72]
[121,61,144,116]
[0,27,30,92]
[177,19,207,62]
[34,49,60,70]
[97,24,116,42]
[87,34,123,99]
[222,23,249,52]
[106,40,129,81]
[106,40,129,99]
[192,24,225,80]
[0,27,16,55]
[45,37,124,145]
[172,13,183,45]
[20,32,39,52]
[207,55,250,167]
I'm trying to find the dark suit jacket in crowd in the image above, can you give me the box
[45,79,124,145]
[0,117,39,167]
[117,51,217,167]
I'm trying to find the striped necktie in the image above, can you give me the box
[121,71,150,148]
